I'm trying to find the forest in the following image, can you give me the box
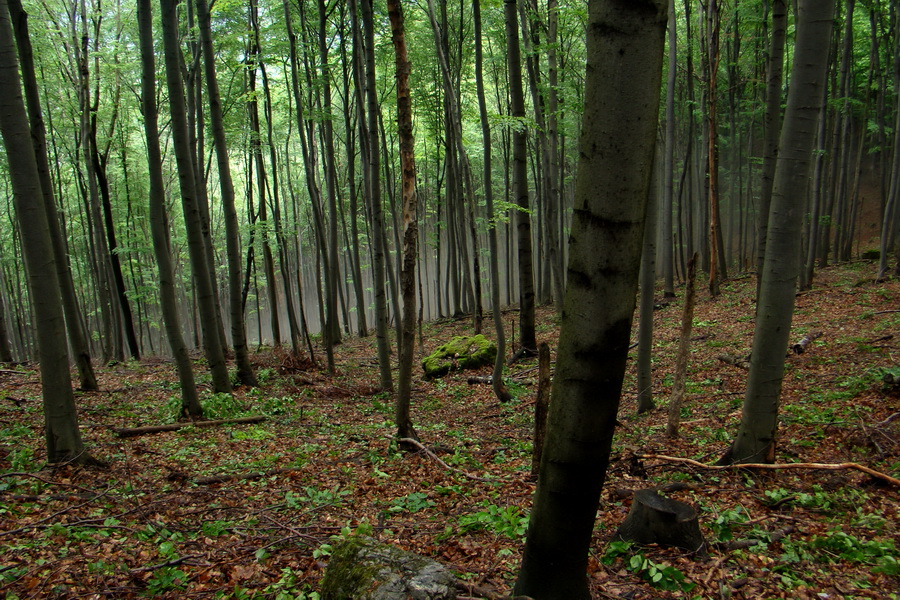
[0,0,899,598]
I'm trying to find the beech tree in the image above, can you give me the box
[0,0,95,463]
[514,1,667,597]
[721,0,835,465]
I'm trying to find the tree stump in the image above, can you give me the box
[615,490,708,557]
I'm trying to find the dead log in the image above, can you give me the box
[113,416,266,438]
[718,353,750,369]
[791,331,822,354]
[193,467,298,485]
[615,489,708,556]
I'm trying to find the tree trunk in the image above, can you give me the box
[513,2,667,597]
[160,0,231,394]
[667,253,698,438]
[722,0,835,465]
[661,0,677,299]
[196,0,256,386]
[505,0,537,356]
[0,0,95,463]
[637,154,659,414]
[7,0,97,389]
[756,0,787,295]
[388,0,419,444]
[474,0,511,404]
[137,0,202,419]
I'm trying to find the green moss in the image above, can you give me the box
[319,536,382,600]
[421,334,497,378]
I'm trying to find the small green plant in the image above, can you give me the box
[812,530,899,575]
[202,392,250,420]
[145,566,188,594]
[602,541,695,593]
[387,491,436,514]
[457,504,528,539]
[284,486,349,509]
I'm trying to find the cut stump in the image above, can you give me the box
[615,489,708,557]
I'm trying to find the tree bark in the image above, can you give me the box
[0,0,94,463]
[505,0,537,356]
[196,0,257,387]
[722,0,835,465]
[388,0,419,444]
[160,0,231,394]
[513,2,667,597]
[138,0,202,419]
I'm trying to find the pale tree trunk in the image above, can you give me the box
[137,0,202,419]
[388,0,419,443]
[160,0,231,394]
[505,0,537,357]
[721,0,835,465]
[756,0,787,296]
[474,0,511,403]
[513,2,667,597]
[8,0,97,389]
[880,0,900,279]
[0,0,96,463]
[196,0,257,386]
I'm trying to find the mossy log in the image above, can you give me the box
[615,489,708,557]
[422,335,496,379]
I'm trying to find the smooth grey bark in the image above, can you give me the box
[637,154,659,414]
[160,0,231,394]
[388,0,419,443]
[7,0,97,389]
[880,0,900,279]
[358,0,393,392]
[196,0,257,386]
[513,2,667,597]
[661,0,676,298]
[137,0,202,419]
[505,0,537,356]
[0,0,94,463]
[721,0,835,465]
[757,0,786,294]
[474,0,511,403]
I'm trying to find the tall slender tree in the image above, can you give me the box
[137,0,202,418]
[514,1,667,597]
[721,0,835,465]
[160,0,231,394]
[0,0,97,463]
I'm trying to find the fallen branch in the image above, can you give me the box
[635,453,900,487]
[718,353,750,370]
[193,467,298,486]
[130,554,205,574]
[791,331,822,354]
[722,526,794,551]
[397,437,493,482]
[114,416,266,438]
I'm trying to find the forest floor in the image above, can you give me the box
[1,259,899,600]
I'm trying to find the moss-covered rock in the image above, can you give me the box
[320,535,456,600]
[421,335,497,379]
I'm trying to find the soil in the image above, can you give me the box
[0,260,898,599]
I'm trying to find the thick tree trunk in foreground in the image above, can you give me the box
[0,0,93,463]
[513,2,667,597]
[388,0,418,443]
[138,0,202,419]
[8,0,97,390]
[721,0,835,465]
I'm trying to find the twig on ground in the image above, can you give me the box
[129,554,206,574]
[396,437,493,482]
[635,453,900,487]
